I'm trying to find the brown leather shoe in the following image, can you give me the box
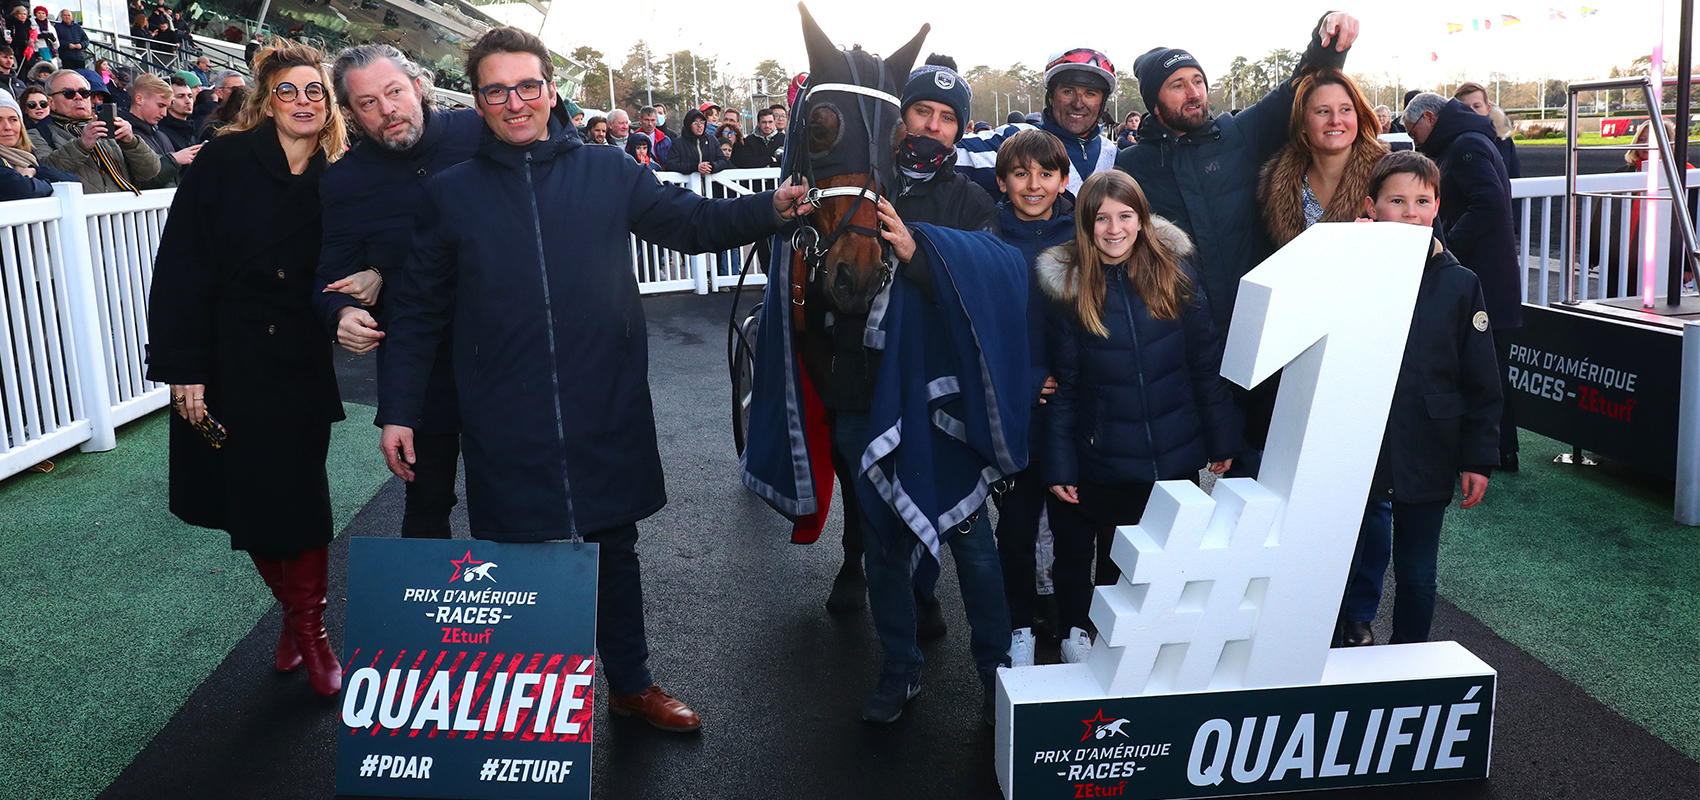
[610,685,702,732]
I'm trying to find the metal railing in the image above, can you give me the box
[1512,168,1700,306]
[0,185,173,482]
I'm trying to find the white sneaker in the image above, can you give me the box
[1008,627,1037,668]
[1061,627,1093,664]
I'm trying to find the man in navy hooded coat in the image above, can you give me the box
[376,27,814,734]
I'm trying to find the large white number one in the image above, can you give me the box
[1085,222,1435,695]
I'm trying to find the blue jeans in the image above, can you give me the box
[833,412,1011,685]
[1342,499,1447,644]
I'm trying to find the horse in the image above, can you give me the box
[764,5,929,614]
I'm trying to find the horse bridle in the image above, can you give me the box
[786,51,902,306]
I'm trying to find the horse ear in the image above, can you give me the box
[885,23,930,81]
[799,3,839,75]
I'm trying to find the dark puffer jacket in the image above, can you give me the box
[661,109,729,173]
[1037,218,1238,487]
[1417,98,1522,330]
[1370,243,1503,504]
[1114,13,1347,331]
[995,194,1076,460]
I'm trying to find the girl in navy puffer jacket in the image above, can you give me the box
[1037,170,1240,663]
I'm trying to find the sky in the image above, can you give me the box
[484,0,1689,94]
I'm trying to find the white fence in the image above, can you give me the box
[0,184,173,482]
[1511,167,1700,306]
[3,165,1688,482]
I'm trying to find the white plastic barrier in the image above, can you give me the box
[0,184,174,481]
[640,168,782,295]
[1511,167,1700,305]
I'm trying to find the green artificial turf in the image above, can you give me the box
[1437,428,1700,759]
[0,405,389,800]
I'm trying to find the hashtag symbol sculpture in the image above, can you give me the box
[1085,477,1283,697]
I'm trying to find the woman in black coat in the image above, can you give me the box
[145,42,350,698]
[1036,171,1238,663]
[661,108,728,174]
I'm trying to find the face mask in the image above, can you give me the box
[896,133,952,180]
[655,113,666,128]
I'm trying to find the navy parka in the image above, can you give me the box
[377,121,787,541]
[1036,220,1238,487]
[993,194,1075,458]
[1417,99,1523,330]
[315,106,483,434]
[1371,244,1503,503]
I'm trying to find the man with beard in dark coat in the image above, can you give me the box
[1115,12,1359,479]
[316,44,485,541]
[159,77,198,151]
[1404,92,1522,470]
[377,27,814,733]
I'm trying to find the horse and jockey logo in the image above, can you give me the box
[1080,709,1132,741]
[447,550,499,584]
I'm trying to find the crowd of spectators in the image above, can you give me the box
[0,3,250,200]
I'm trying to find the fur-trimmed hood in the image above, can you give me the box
[1488,105,1513,140]
[1256,135,1387,249]
[1035,215,1194,302]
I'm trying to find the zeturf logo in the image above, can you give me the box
[1080,709,1132,742]
[448,551,500,584]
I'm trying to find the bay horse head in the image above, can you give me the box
[790,3,928,315]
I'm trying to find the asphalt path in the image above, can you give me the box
[99,292,1697,800]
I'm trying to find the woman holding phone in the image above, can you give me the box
[145,42,349,698]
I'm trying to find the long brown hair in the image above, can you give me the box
[1065,170,1190,336]
[1287,68,1384,167]
[222,40,346,162]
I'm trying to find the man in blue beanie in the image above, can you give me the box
[1115,11,1359,479]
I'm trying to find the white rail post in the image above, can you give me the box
[55,182,117,452]
[692,173,710,295]
[1678,320,1700,525]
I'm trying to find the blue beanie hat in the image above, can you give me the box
[902,65,971,142]
[1133,47,1203,115]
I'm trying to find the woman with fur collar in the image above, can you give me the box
[1256,68,1387,248]
[1036,170,1239,663]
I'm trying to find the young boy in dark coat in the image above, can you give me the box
[1337,151,1503,647]
[988,129,1074,666]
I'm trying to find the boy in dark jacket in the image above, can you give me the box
[989,129,1073,666]
[1337,151,1502,647]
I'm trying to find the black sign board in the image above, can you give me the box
[335,538,599,799]
[1010,675,1494,799]
[1502,304,1684,479]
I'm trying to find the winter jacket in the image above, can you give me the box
[994,194,1075,459]
[0,162,54,199]
[662,109,728,173]
[32,113,161,193]
[1370,242,1502,504]
[120,109,183,188]
[1037,218,1238,487]
[377,121,788,541]
[629,126,670,163]
[821,162,998,412]
[1416,98,1522,330]
[53,19,86,67]
[1115,127,1138,150]
[158,113,197,151]
[143,122,344,556]
[732,130,782,169]
[1256,133,1386,248]
[316,107,482,435]
[955,111,1116,199]
[1114,12,1348,332]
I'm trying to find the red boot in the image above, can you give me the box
[279,546,342,696]
[249,555,304,673]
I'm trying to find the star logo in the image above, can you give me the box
[448,550,484,584]
[1080,709,1133,741]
